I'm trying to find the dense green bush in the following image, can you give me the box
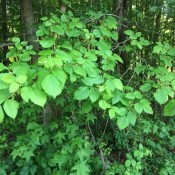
[0,12,175,175]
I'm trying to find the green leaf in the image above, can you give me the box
[109,108,115,119]
[19,53,31,61]
[16,75,27,84]
[124,30,134,36]
[154,89,168,105]
[134,103,143,114]
[98,40,111,51]
[12,37,20,43]
[38,49,54,56]
[153,45,162,53]
[21,87,32,102]
[113,79,123,91]
[140,99,153,114]
[0,105,4,123]
[1,73,15,84]
[117,116,129,129]
[3,99,19,119]
[143,104,153,114]
[73,65,86,76]
[140,83,152,92]
[29,88,47,107]
[0,89,10,104]
[89,88,99,102]
[100,26,112,37]
[66,29,81,37]
[61,14,68,22]
[127,112,137,125]
[39,38,54,48]
[93,29,102,38]
[171,80,175,91]
[71,161,90,175]
[30,165,37,175]
[0,63,7,72]
[9,82,19,93]
[42,74,63,98]
[164,100,175,116]
[81,101,92,113]
[20,166,30,175]
[99,100,109,110]
[74,87,90,100]
[52,67,67,84]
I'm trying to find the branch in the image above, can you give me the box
[0,43,14,49]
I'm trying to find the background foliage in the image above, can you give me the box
[0,0,175,174]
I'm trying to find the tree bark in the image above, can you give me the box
[1,0,8,59]
[113,0,128,74]
[20,0,39,57]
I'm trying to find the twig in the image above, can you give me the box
[87,122,107,174]
[0,43,14,49]
[112,38,130,51]
[97,118,108,144]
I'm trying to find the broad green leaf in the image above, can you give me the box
[19,53,31,61]
[93,29,102,38]
[98,40,111,51]
[172,80,175,91]
[81,101,92,113]
[1,73,15,84]
[140,83,152,92]
[164,100,175,116]
[154,89,168,105]
[0,63,7,72]
[127,112,137,125]
[20,166,30,175]
[3,99,19,119]
[126,92,135,99]
[85,52,98,61]
[9,82,19,93]
[30,165,37,175]
[71,160,90,175]
[99,100,109,110]
[0,89,10,104]
[134,91,143,99]
[52,67,67,84]
[21,87,32,102]
[42,74,63,98]
[117,116,129,129]
[124,30,134,36]
[109,108,115,119]
[100,26,112,37]
[73,65,86,76]
[39,38,54,48]
[12,37,20,43]
[140,99,153,114]
[36,29,44,36]
[143,104,153,114]
[74,87,90,100]
[0,105,4,122]
[61,14,68,22]
[16,75,27,84]
[29,88,47,107]
[153,45,162,53]
[134,103,143,114]
[89,88,99,102]
[66,29,81,37]
[105,16,118,29]
[113,79,123,91]
[38,49,54,56]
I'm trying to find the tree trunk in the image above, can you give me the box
[20,0,39,57]
[113,0,128,74]
[1,0,8,60]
